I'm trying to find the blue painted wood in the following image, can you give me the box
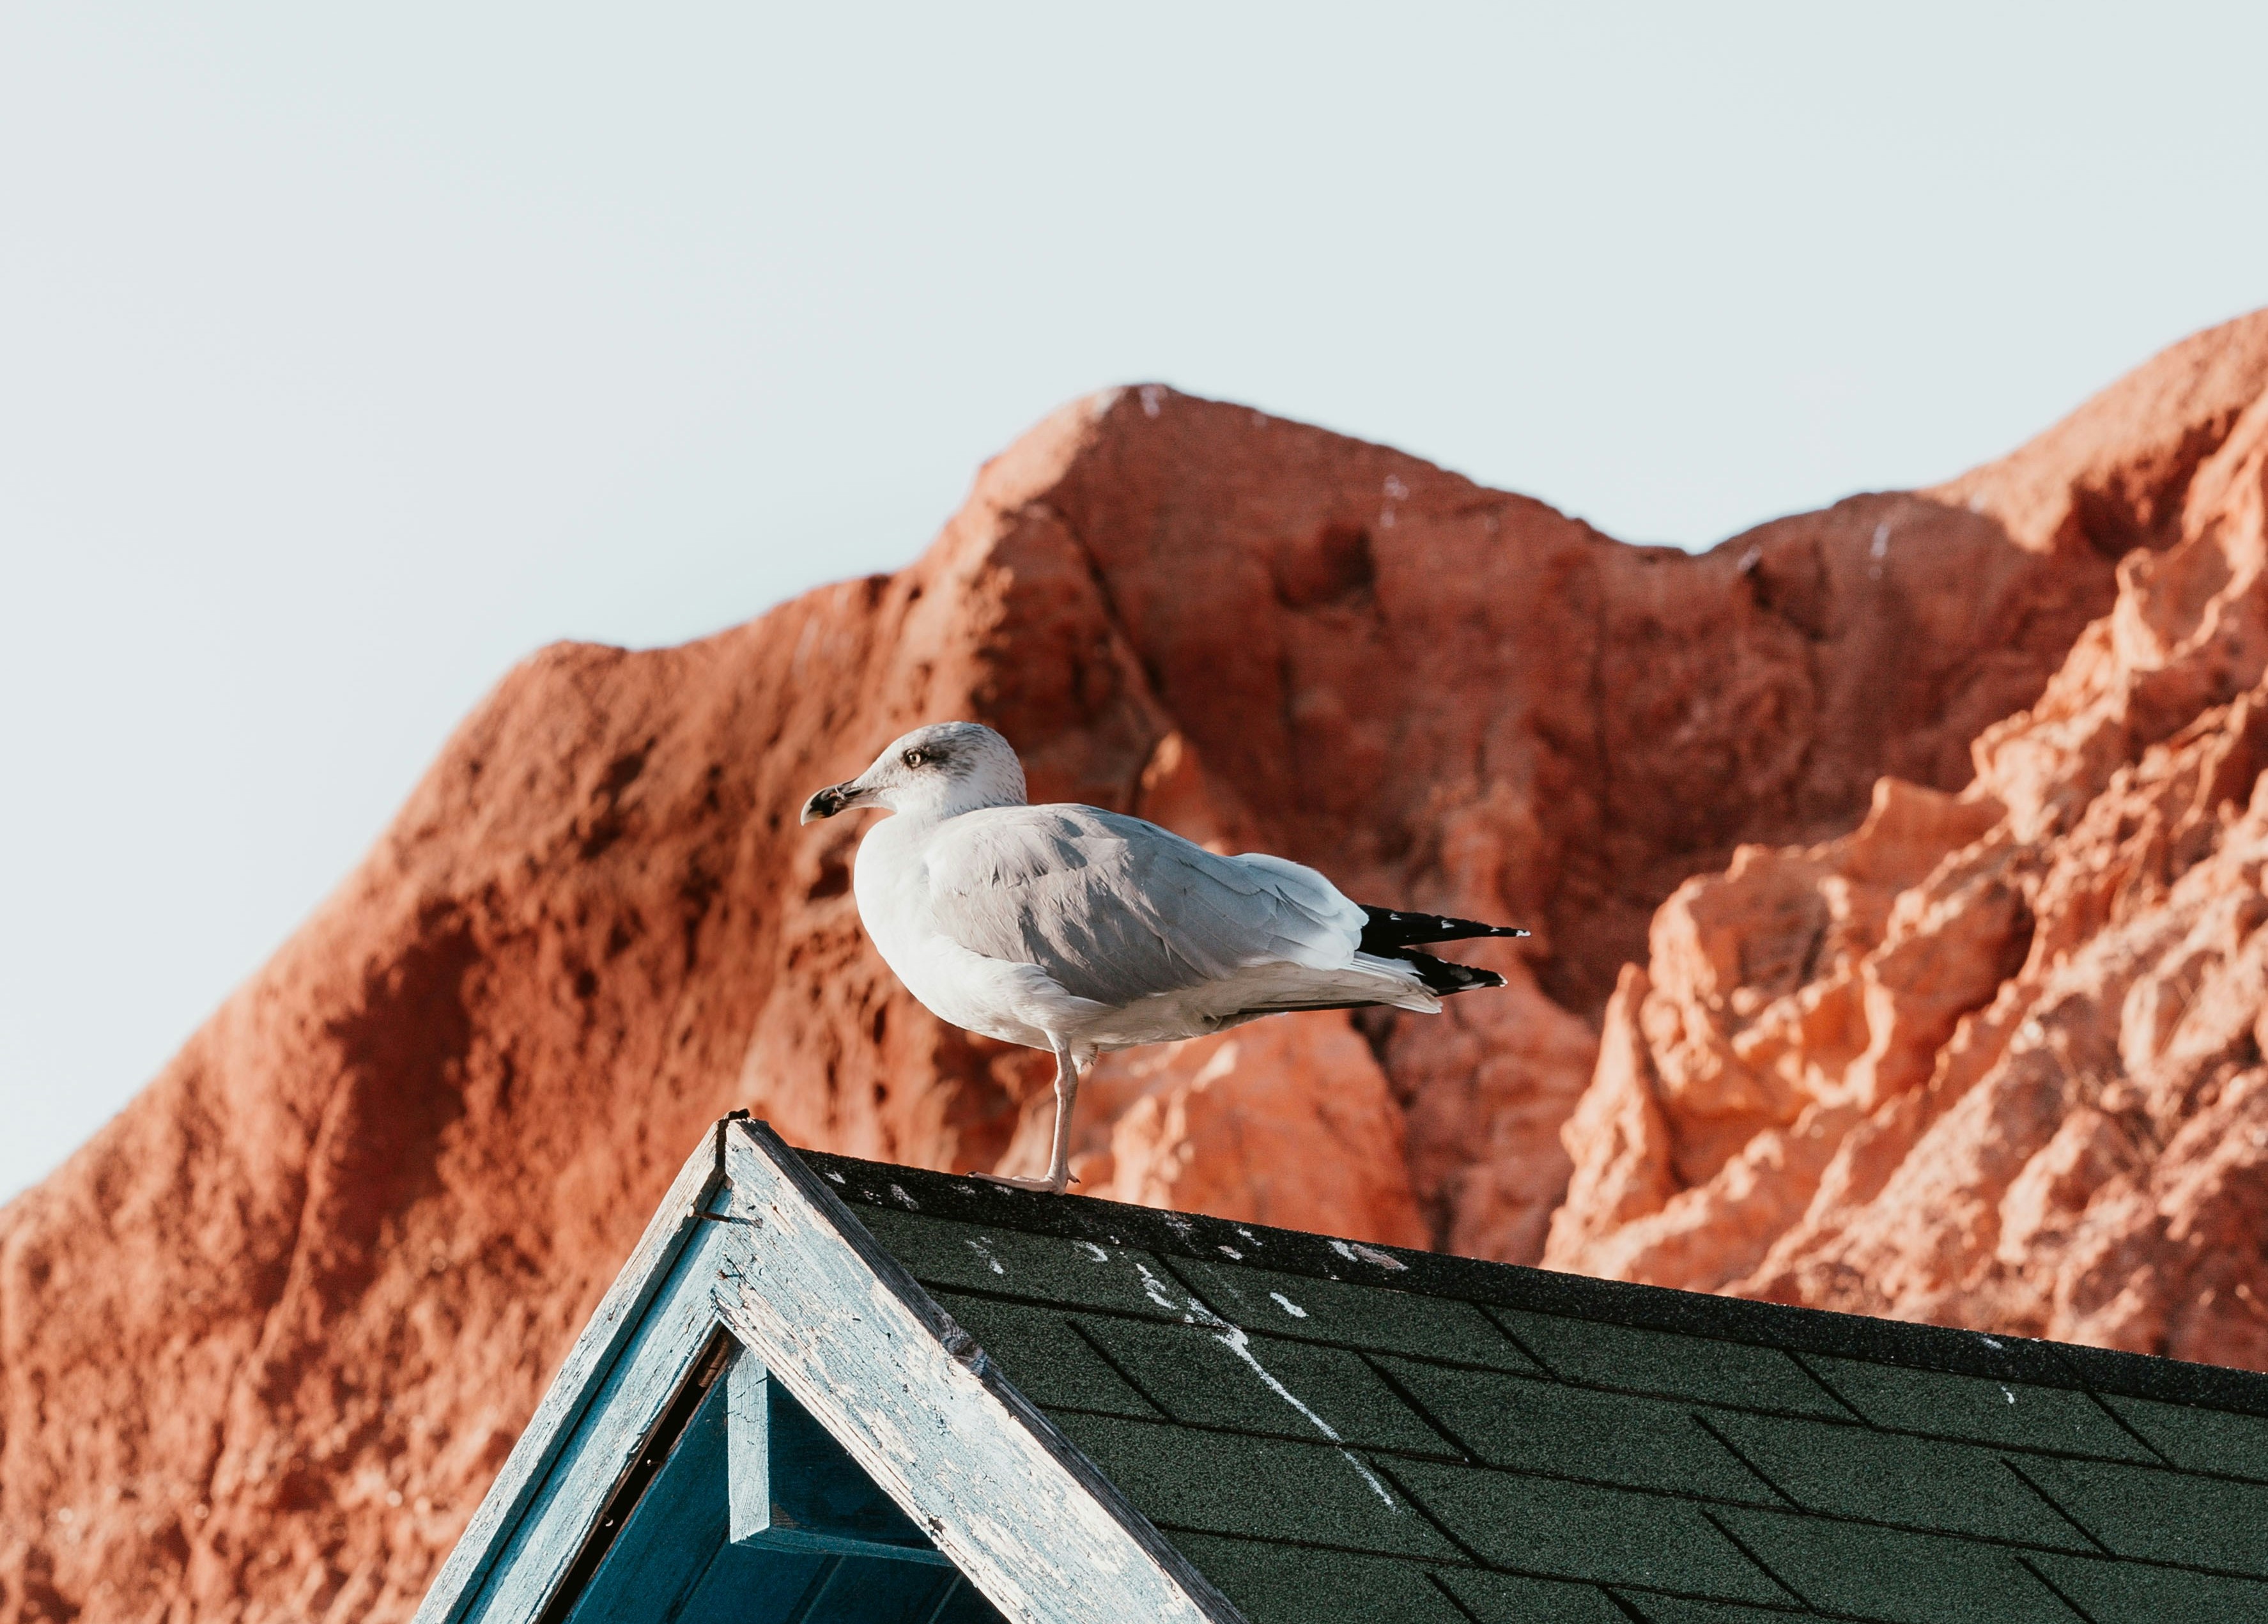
[564,1371,734,1623]
[926,1579,1010,1624]
[459,1219,734,1622]
[415,1128,727,1624]
[794,1556,966,1624]
[671,1544,835,1624]
[728,1355,951,1566]
[559,1342,991,1624]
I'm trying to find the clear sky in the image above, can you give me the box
[4,5,2265,1199]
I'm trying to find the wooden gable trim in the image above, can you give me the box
[413,1122,729,1624]
[726,1354,953,1566]
[712,1119,1246,1624]
[415,1117,1245,1624]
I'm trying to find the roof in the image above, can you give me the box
[418,1116,2268,1624]
[824,1148,2268,1624]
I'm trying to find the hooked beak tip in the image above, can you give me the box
[799,786,845,825]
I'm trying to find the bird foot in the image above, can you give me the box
[970,1170,1078,1195]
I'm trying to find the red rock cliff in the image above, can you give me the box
[5,314,2265,1621]
[1548,312,2268,1368]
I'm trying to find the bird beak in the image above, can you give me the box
[800,782,856,824]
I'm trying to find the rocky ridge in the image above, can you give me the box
[1548,312,2268,1372]
[4,315,2265,1620]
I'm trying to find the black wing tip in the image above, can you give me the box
[1400,952,1508,997]
[1359,905,1531,951]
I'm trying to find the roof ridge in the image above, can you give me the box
[802,1149,2268,1419]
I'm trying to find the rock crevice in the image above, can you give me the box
[1550,315,2268,1372]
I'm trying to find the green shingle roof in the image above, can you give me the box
[809,1151,2268,1624]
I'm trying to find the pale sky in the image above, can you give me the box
[4,5,2265,1198]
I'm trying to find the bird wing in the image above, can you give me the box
[918,805,1364,1007]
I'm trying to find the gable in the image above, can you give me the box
[541,1334,993,1622]
[414,1118,1237,1624]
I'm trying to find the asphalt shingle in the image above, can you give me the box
[1612,1597,1835,1623]
[1380,1357,1772,1501]
[2021,1454,2268,1576]
[812,1152,2268,1624]
[2027,1551,2268,1624]
[1051,1412,1457,1559]
[1077,1314,1447,1452]
[1490,1307,1846,1419]
[1710,1506,2084,1623]
[1799,1354,2153,1459]
[1706,1409,2095,1549]
[1164,1535,1469,1624]
[1170,1255,1543,1373]
[1430,1567,1632,1621]
[2101,1391,2268,1480]
[854,1207,1191,1321]
[927,1290,1160,1418]
[1388,1460,1787,1605]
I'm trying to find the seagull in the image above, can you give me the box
[801,722,1527,1194]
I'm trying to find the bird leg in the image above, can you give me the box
[976,1040,1083,1195]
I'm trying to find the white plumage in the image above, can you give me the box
[801,722,1522,1193]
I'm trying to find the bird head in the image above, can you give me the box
[799,722,1029,824]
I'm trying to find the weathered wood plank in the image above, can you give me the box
[461,1221,730,1622]
[670,1540,835,1624]
[793,1559,971,1623]
[562,1372,735,1623]
[415,1125,728,1624]
[713,1118,1246,1624]
[727,1354,951,1565]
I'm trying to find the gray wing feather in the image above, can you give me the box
[921,806,1363,1006]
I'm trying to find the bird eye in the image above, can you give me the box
[902,748,926,768]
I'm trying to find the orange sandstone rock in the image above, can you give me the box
[10,309,2265,1618]
[1548,311,2268,1372]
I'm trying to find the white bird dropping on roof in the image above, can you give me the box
[801,722,1527,1195]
